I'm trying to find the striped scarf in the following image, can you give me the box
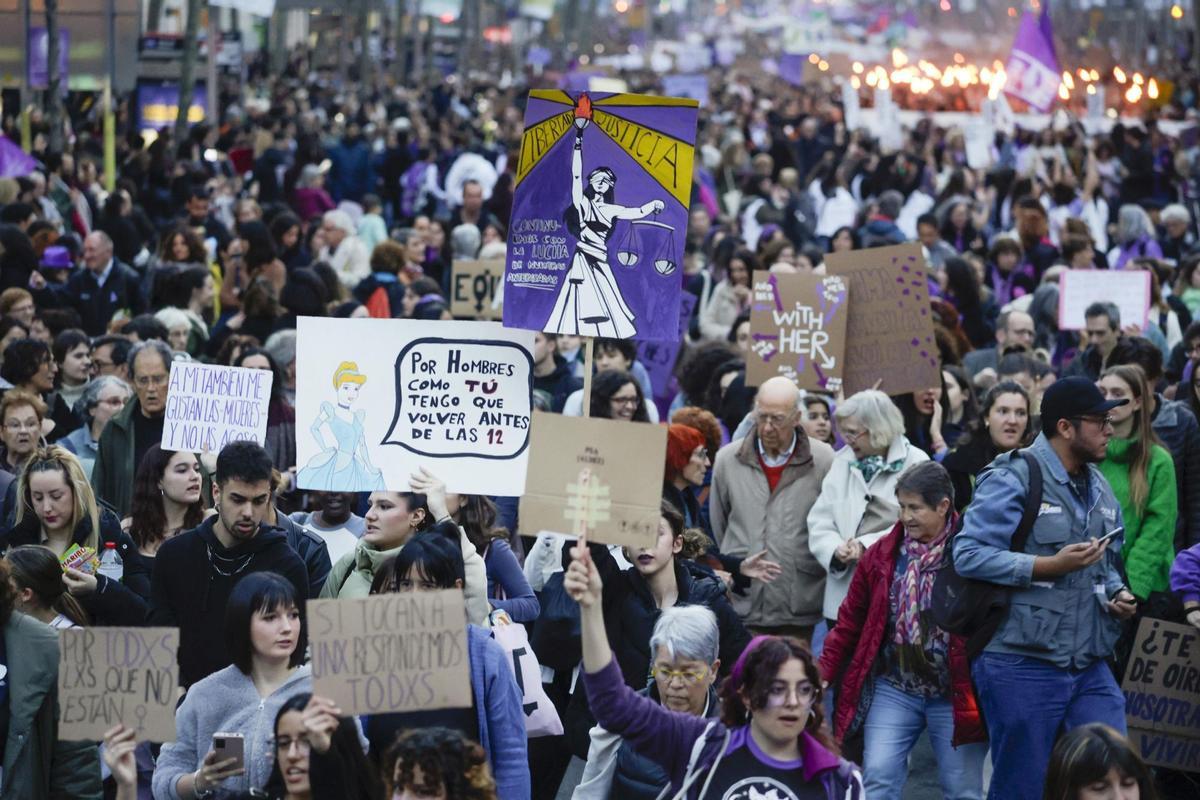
[893,519,952,672]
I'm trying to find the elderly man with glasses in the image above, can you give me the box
[710,376,834,643]
[91,339,173,517]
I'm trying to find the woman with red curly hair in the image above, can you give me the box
[564,533,864,799]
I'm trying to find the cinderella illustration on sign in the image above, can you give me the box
[296,361,385,491]
[545,94,668,338]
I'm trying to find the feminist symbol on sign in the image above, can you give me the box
[564,468,611,539]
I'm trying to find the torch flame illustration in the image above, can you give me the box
[574,93,593,130]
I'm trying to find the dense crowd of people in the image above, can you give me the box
[0,42,1199,800]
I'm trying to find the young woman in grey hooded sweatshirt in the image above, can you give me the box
[153,572,313,799]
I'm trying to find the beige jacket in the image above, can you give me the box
[711,430,834,628]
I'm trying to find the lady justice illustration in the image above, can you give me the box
[545,94,667,338]
[296,360,385,490]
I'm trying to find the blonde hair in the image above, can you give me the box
[332,361,367,389]
[15,446,101,550]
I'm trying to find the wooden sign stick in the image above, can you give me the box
[581,335,595,417]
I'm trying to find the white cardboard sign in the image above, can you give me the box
[162,363,271,452]
[295,317,535,496]
[1057,270,1151,331]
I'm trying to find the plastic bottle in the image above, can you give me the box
[97,541,123,583]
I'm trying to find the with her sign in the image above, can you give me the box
[162,363,271,451]
[295,317,535,496]
[308,591,471,716]
[747,271,848,393]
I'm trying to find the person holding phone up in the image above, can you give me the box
[152,573,313,799]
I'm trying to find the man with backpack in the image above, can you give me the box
[952,377,1138,799]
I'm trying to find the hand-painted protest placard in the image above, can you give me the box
[1058,269,1151,331]
[308,591,471,717]
[296,317,534,497]
[637,292,697,403]
[59,627,179,742]
[504,90,699,341]
[1121,617,1200,772]
[162,362,271,452]
[450,259,504,320]
[826,243,941,397]
[521,410,666,549]
[747,271,849,393]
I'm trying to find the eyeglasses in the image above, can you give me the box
[4,420,39,432]
[275,735,311,754]
[756,411,795,428]
[134,374,168,388]
[610,396,640,407]
[840,427,869,443]
[1071,415,1114,429]
[651,665,709,685]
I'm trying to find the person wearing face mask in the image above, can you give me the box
[808,390,929,628]
[368,533,529,797]
[943,381,1033,512]
[122,445,208,601]
[148,441,309,687]
[1041,724,1157,800]
[818,462,987,798]
[573,606,724,800]
[152,573,314,800]
[318,468,489,624]
[565,538,864,799]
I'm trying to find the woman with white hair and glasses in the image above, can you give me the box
[807,390,928,628]
[573,605,724,800]
[1109,204,1163,270]
[61,375,130,481]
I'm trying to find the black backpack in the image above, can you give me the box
[931,449,1043,657]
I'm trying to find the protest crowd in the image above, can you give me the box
[4,4,1200,800]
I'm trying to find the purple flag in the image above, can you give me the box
[0,135,37,178]
[1004,7,1060,112]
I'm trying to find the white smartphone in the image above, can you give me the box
[1095,527,1124,546]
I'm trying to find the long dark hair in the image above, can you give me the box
[590,370,649,422]
[1043,723,1157,800]
[719,636,836,753]
[128,445,205,552]
[260,693,383,800]
[6,544,89,626]
[454,495,508,553]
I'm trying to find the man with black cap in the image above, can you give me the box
[953,376,1138,800]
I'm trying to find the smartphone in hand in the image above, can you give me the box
[212,732,245,771]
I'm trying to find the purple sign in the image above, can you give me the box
[662,74,709,105]
[779,53,806,88]
[503,90,700,342]
[638,291,698,405]
[28,28,69,91]
[136,82,208,131]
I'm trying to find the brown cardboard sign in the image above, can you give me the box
[308,591,472,716]
[450,259,504,319]
[520,410,666,549]
[58,627,179,742]
[1121,617,1200,771]
[746,270,849,392]
[825,242,941,396]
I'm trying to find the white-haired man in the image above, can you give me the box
[318,209,370,289]
[711,376,834,641]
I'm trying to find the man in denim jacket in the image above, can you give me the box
[954,377,1138,800]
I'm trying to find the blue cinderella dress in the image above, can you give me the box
[297,402,385,490]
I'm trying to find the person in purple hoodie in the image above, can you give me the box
[1171,541,1200,631]
[564,534,864,800]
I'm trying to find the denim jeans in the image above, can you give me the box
[971,652,1126,800]
[862,679,987,800]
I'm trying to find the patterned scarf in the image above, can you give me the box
[893,518,953,672]
[850,454,906,484]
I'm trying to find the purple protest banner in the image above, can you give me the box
[1004,7,1060,112]
[779,54,806,88]
[137,81,208,130]
[638,291,698,413]
[0,135,37,178]
[503,90,699,342]
[28,28,69,91]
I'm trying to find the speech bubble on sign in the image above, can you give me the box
[383,338,534,460]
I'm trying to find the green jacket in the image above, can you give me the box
[1,613,101,800]
[1098,437,1178,599]
[90,398,141,517]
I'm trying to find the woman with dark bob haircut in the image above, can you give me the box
[590,369,650,422]
[1042,723,1157,800]
[153,572,312,799]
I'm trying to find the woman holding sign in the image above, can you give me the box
[546,95,667,339]
[153,572,313,800]
[369,532,530,799]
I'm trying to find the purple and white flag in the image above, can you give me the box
[1004,7,1060,112]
